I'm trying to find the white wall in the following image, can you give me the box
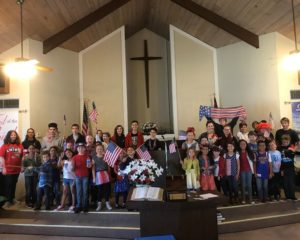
[217,33,281,131]
[217,32,300,132]
[80,27,127,134]
[170,26,217,137]
[0,40,31,138]
[126,29,172,133]
[276,33,300,128]
[29,39,80,138]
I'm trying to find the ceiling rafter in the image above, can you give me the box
[171,0,259,48]
[43,0,131,54]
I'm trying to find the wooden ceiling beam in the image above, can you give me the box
[43,0,131,54]
[171,0,259,48]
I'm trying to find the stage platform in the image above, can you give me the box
[0,198,300,240]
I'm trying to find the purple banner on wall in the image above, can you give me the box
[291,102,300,130]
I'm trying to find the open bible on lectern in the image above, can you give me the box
[131,186,164,201]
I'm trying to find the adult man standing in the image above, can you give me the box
[41,123,64,151]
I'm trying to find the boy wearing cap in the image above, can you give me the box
[41,122,64,151]
[72,143,92,213]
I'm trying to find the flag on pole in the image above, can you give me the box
[104,142,123,167]
[169,140,176,154]
[89,101,98,123]
[213,94,218,108]
[269,112,275,130]
[136,145,152,160]
[199,105,247,121]
[63,114,67,126]
[82,102,89,136]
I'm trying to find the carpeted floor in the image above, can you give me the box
[219,222,300,240]
[0,235,124,240]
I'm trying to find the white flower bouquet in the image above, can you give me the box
[121,159,164,185]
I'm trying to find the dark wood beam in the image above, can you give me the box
[171,0,259,48]
[43,0,131,54]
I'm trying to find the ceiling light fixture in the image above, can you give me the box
[4,0,38,79]
[3,0,52,80]
[283,0,300,71]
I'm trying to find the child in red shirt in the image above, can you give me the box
[72,143,91,213]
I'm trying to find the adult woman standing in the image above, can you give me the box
[198,121,219,146]
[0,130,23,207]
[22,128,41,153]
[111,125,126,149]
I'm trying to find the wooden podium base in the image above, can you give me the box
[127,192,222,240]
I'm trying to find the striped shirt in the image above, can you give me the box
[225,153,239,176]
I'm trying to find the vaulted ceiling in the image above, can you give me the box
[0,0,300,54]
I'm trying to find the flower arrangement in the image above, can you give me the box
[142,122,157,135]
[121,159,164,185]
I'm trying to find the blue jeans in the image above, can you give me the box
[240,171,253,202]
[256,177,268,201]
[226,176,238,200]
[75,176,89,209]
[52,181,61,205]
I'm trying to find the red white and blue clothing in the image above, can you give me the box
[225,153,239,176]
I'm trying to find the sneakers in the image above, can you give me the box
[34,206,41,211]
[83,208,89,213]
[105,201,112,211]
[54,205,64,211]
[25,204,33,209]
[2,201,12,209]
[68,206,75,212]
[12,199,20,205]
[121,203,126,209]
[96,202,102,211]
[73,207,81,214]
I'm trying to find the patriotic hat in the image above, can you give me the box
[257,123,271,130]
[77,142,86,148]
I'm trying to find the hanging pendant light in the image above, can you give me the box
[4,0,38,79]
[3,0,52,80]
[283,0,300,71]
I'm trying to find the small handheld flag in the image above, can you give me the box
[104,142,123,167]
[169,140,176,154]
[136,145,152,160]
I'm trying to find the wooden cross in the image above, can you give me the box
[130,40,162,108]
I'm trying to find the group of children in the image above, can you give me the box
[1,116,299,211]
[181,117,299,204]
[21,143,138,213]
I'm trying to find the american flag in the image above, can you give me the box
[136,145,152,160]
[199,105,246,121]
[89,101,98,123]
[82,103,89,136]
[104,142,123,167]
[169,140,176,154]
